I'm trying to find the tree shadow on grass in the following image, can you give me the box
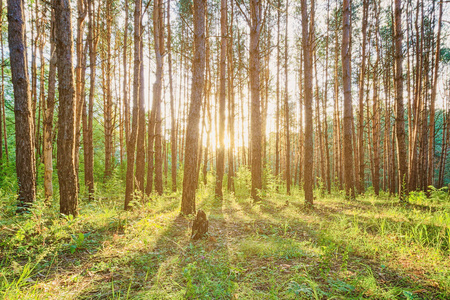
[79,193,235,299]
[225,195,450,299]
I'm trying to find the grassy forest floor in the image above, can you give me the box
[1,176,450,299]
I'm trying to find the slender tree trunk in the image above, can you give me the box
[181,0,206,215]
[301,0,314,206]
[167,0,177,192]
[342,0,354,198]
[43,13,56,203]
[357,0,368,194]
[227,0,235,192]
[284,0,291,194]
[125,0,141,210]
[54,0,78,216]
[249,0,263,201]
[104,0,113,179]
[428,0,443,189]
[153,0,164,195]
[8,0,36,208]
[123,0,129,145]
[135,6,145,194]
[74,0,86,190]
[83,0,97,200]
[394,0,408,200]
[275,0,281,180]
[215,0,227,199]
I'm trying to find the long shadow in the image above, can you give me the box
[228,194,450,298]
[86,192,234,299]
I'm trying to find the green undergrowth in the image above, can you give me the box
[1,181,450,299]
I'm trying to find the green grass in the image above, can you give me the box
[1,183,450,299]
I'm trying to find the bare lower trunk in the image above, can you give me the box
[43,24,56,203]
[394,0,408,200]
[215,0,227,199]
[301,0,313,206]
[8,0,36,208]
[249,0,262,201]
[181,0,206,215]
[54,0,78,216]
[342,0,354,198]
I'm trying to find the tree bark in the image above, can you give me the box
[342,0,355,198]
[43,13,56,203]
[181,0,206,215]
[8,0,36,208]
[394,0,408,200]
[83,0,97,200]
[249,0,263,201]
[284,0,291,194]
[215,0,227,199]
[124,0,141,210]
[167,0,177,192]
[301,0,314,206]
[54,0,78,216]
[153,0,164,195]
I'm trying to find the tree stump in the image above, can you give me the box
[191,210,208,240]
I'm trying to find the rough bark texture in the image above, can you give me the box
[167,0,177,192]
[104,0,113,179]
[301,0,313,206]
[124,0,141,210]
[227,0,235,192]
[284,1,290,195]
[83,0,96,200]
[215,0,227,199]
[394,0,408,200]
[7,0,36,208]
[342,0,355,199]
[181,0,206,215]
[54,0,78,216]
[153,0,164,195]
[43,22,56,203]
[357,0,368,194]
[249,0,262,201]
[135,1,145,195]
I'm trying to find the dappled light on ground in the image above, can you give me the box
[1,189,450,299]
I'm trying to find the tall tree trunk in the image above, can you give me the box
[104,0,113,179]
[301,0,313,206]
[135,5,145,194]
[372,0,380,196]
[54,0,78,216]
[153,0,164,195]
[284,0,291,194]
[83,0,97,200]
[249,0,263,201]
[342,0,354,198]
[428,0,443,189]
[181,0,206,215]
[357,0,368,194]
[227,0,235,192]
[394,0,408,200]
[123,0,130,146]
[43,12,56,203]
[167,0,177,192]
[74,0,86,190]
[124,0,141,210]
[215,0,227,199]
[8,0,36,208]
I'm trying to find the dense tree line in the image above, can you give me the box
[0,0,449,216]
